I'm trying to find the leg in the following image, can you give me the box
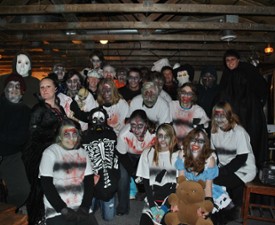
[100,197,116,221]
[0,152,30,208]
[139,213,154,225]
[116,163,130,215]
[46,215,76,225]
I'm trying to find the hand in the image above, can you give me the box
[61,207,78,221]
[197,207,209,219]
[94,174,100,185]
[77,206,89,221]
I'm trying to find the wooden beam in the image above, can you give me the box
[0,4,274,16]
[3,21,275,31]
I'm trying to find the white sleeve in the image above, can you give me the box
[235,127,252,155]
[116,129,129,154]
[158,99,172,124]
[39,150,55,177]
[136,149,150,179]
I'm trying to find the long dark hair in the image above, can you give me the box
[182,128,212,173]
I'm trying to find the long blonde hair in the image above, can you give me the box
[97,78,122,105]
[211,101,240,133]
[152,123,177,166]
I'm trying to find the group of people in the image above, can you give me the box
[0,48,268,225]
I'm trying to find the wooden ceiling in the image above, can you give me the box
[0,0,275,75]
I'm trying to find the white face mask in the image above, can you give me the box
[177,70,190,87]
[16,54,31,77]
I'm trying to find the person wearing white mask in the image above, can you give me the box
[0,51,39,108]
[173,64,195,87]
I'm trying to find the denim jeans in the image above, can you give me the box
[92,196,116,221]
[116,163,130,214]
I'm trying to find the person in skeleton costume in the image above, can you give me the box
[173,64,195,87]
[39,119,98,225]
[169,82,209,148]
[82,107,120,221]
[0,73,30,209]
[0,51,39,108]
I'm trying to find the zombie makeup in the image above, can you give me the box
[128,72,141,90]
[101,83,112,104]
[117,71,127,84]
[142,85,158,108]
[16,54,31,77]
[177,70,189,87]
[153,78,164,93]
[214,109,228,130]
[190,133,205,158]
[157,129,171,151]
[60,126,79,150]
[5,81,22,103]
[130,117,147,141]
[66,75,81,91]
[179,86,193,108]
[90,55,101,69]
[103,65,116,79]
[54,65,65,81]
[201,73,215,88]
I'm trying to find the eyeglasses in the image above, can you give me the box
[190,138,205,145]
[180,91,193,97]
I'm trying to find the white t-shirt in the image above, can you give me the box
[116,123,156,155]
[136,147,178,186]
[128,95,171,125]
[39,144,93,219]
[211,124,256,183]
[160,90,172,103]
[169,101,209,138]
[101,98,129,135]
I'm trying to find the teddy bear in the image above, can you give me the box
[165,176,214,225]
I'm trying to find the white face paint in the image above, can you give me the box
[189,133,205,159]
[5,81,22,103]
[90,55,101,69]
[214,109,229,130]
[157,129,171,151]
[60,126,79,150]
[177,70,190,87]
[16,54,31,77]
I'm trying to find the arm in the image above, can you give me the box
[116,151,135,176]
[219,153,248,176]
[204,156,215,198]
[40,176,67,212]
[143,178,155,208]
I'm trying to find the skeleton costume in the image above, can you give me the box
[82,107,119,221]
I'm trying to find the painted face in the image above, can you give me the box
[163,69,173,84]
[60,126,79,150]
[225,56,239,70]
[54,66,65,81]
[177,70,189,87]
[201,73,215,88]
[87,77,100,92]
[130,117,147,141]
[40,78,56,100]
[90,55,101,69]
[117,71,127,84]
[157,129,171,150]
[189,133,205,158]
[101,83,112,104]
[180,86,193,105]
[66,75,81,91]
[16,54,31,77]
[128,71,141,90]
[5,81,22,103]
[103,66,116,79]
[214,109,229,129]
[154,78,164,93]
[142,85,158,107]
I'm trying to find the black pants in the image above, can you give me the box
[46,214,98,225]
[214,173,244,206]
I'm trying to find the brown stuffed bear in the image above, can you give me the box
[165,176,214,225]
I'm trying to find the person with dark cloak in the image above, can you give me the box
[219,49,268,168]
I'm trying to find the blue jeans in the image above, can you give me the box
[116,163,130,214]
[92,196,116,221]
